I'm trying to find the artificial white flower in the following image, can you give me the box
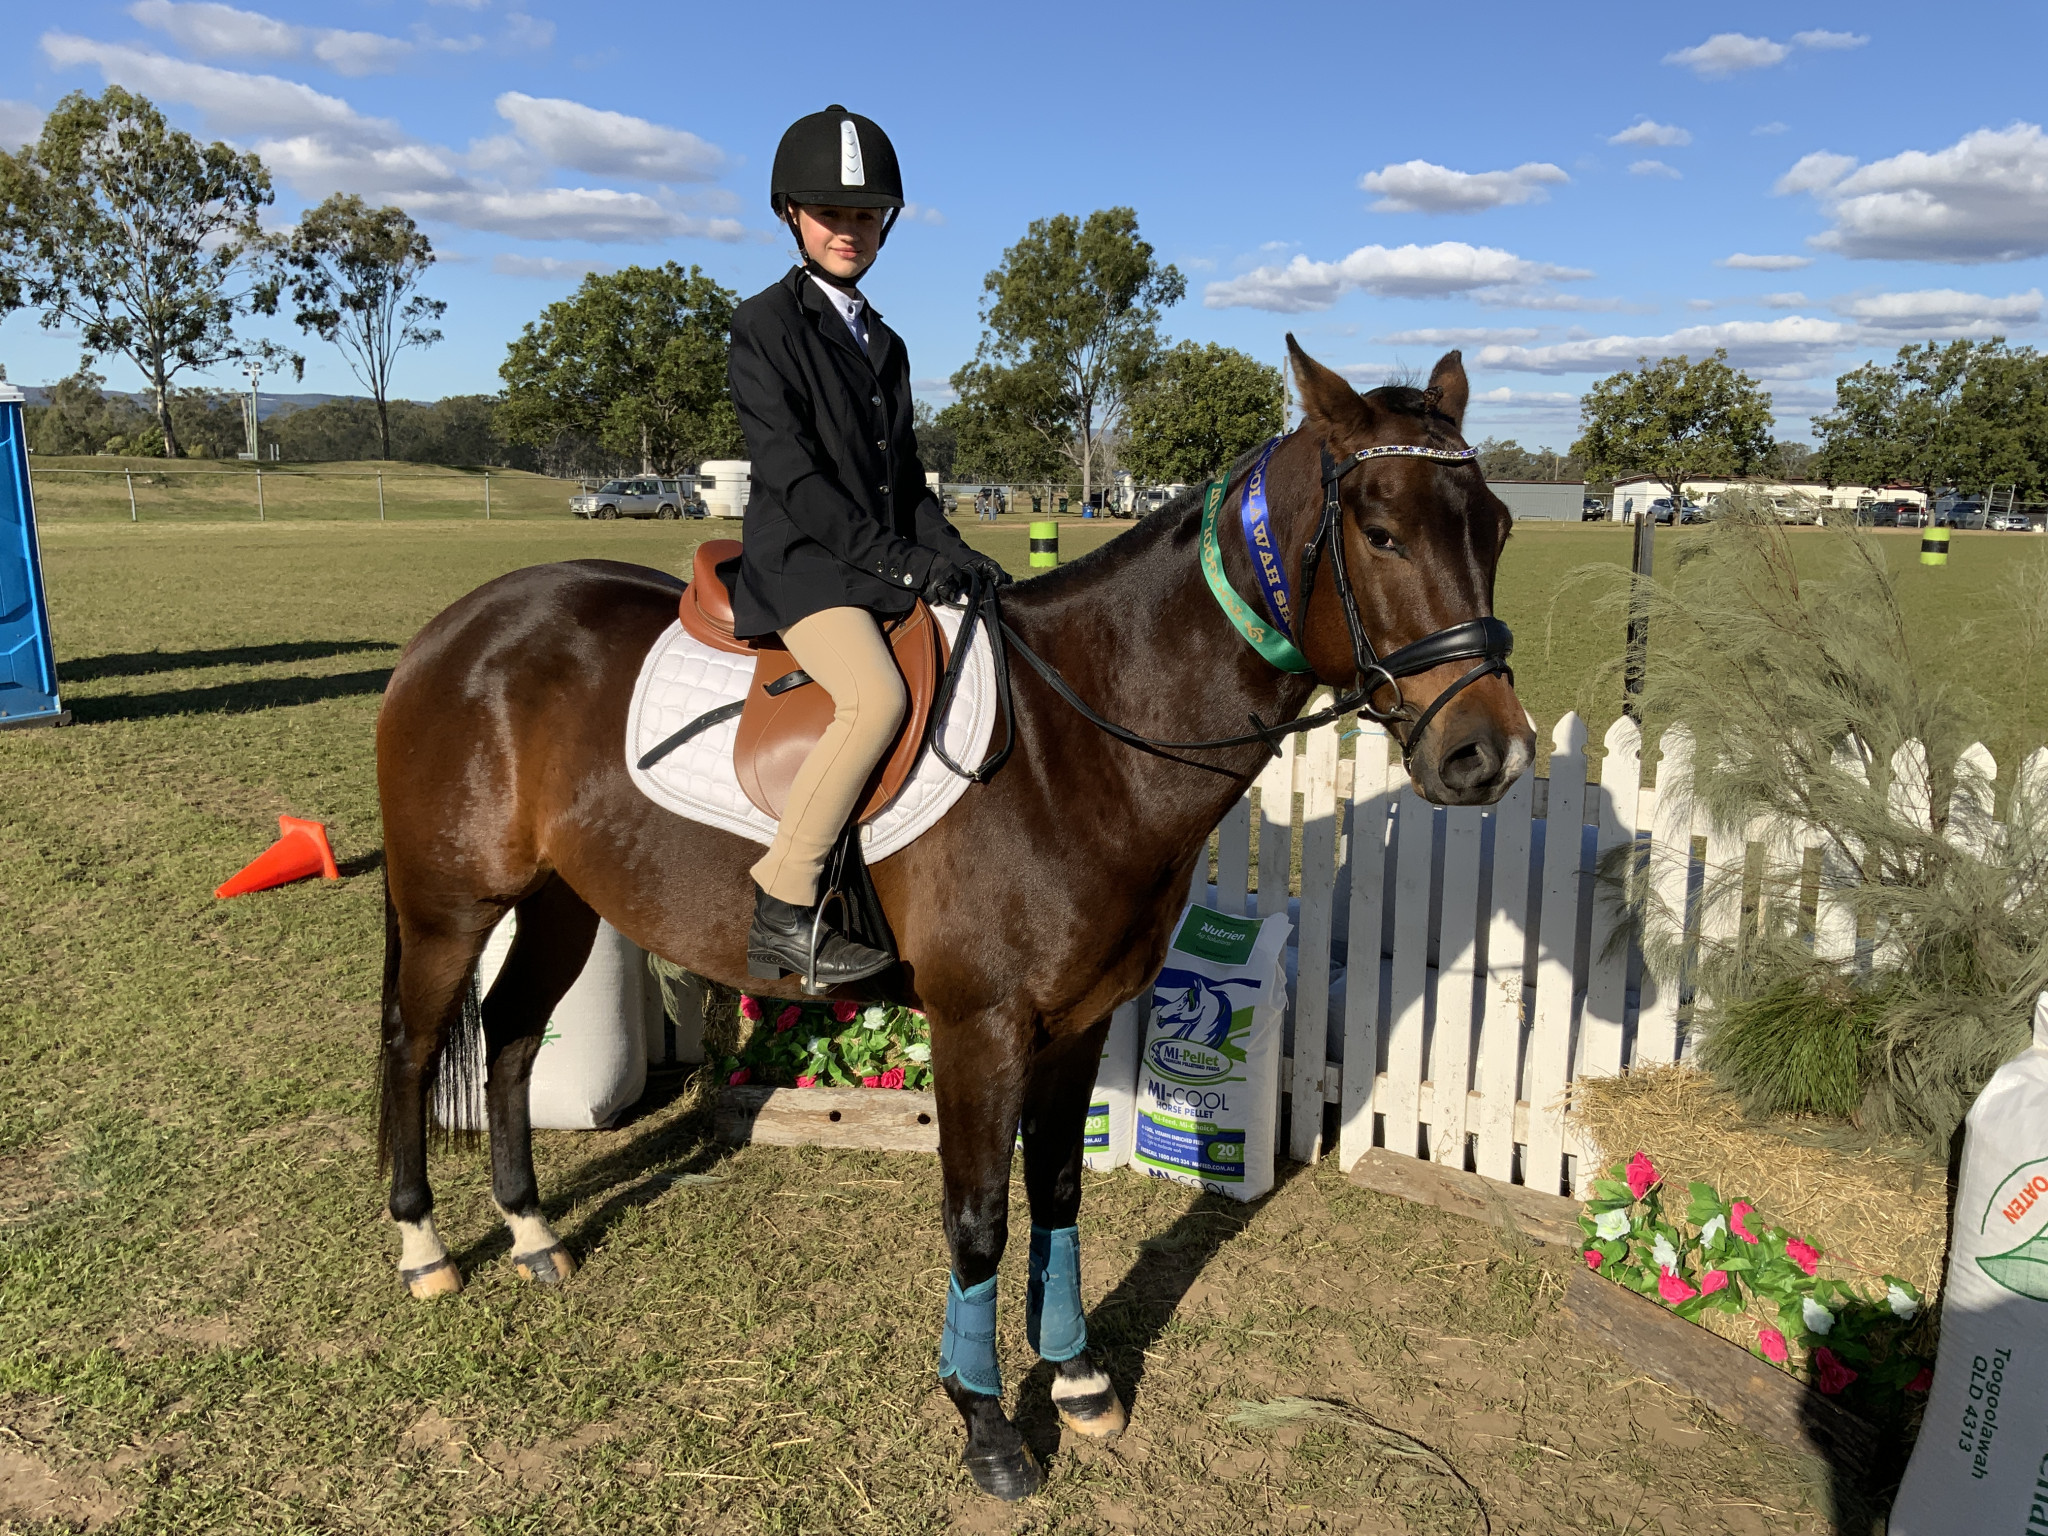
[1887,1283,1920,1321]
[862,1005,889,1028]
[1699,1214,1727,1248]
[1802,1296,1835,1336]
[1594,1208,1631,1241]
[1652,1233,1680,1271]
[903,1042,931,1063]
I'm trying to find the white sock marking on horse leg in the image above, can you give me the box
[499,1205,560,1256]
[1050,1363,1113,1402]
[397,1216,447,1273]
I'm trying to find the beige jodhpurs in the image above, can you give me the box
[749,606,908,906]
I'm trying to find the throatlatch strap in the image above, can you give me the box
[1026,1225,1088,1363]
[938,1273,1002,1396]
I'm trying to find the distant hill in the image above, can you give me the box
[14,386,424,421]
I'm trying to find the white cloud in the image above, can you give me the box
[1203,241,1592,312]
[1375,326,1542,345]
[128,1,412,77]
[505,13,554,49]
[0,99,44,150]
[492,254,616,279]
[43,34,376,135]
[43,38,747,245]
[1476,288,1636,313]
[1762,291,1809,308]
[1753,121,1789,136]
[1774,151,1857,196]
[1686,298,1715,311]
[1790,123,2048,263]
[1469,387,1579,406]
[1832,287,2043,333]
[1359,159,1568,213]
[1478,316,1858,378]
[1664,33,1790,77]
[1793,29,1867,50]
[1609,119,1690,148]
[902,201,944,225]
[1630,159,1682,180]
[1718,251,1814,270]
[492,93,724,181]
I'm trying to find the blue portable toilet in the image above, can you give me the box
[0,383,68,729]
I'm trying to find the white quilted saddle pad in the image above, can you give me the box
[625,603,996,861]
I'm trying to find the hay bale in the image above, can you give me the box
[1572,1064,1951,1300]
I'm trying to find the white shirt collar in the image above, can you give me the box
[808,274,866,328]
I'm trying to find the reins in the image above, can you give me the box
[929,432,1516,782]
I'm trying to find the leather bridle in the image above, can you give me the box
[925,431,1517,783]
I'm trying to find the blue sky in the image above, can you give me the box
[2,0,2045,450]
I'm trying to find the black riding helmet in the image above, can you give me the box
[770,106,904,280]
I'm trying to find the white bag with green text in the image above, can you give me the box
[1890,992,2048,1534]
[1133,904,1291,1202]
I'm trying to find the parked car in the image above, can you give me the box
[1939,501,1986,529]
[1648,497,1704,525]
[1990,511,2036,532]
[570,477,704,520]
[1582,497,1607,521]
[1895,504,1929,527]
[1858,500,1909,527]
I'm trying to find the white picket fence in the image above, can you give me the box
[1190,712,2045,1199]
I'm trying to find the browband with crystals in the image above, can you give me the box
[1338,443,1481,466]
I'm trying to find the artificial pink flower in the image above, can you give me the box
[728,1067,751,1087]
[1757,1328,1789,1364]
[1657,1268,1697,1305]
[1785,1237,1820,1276]
[776,1003,801,1033]
[1626,1152,1659,1200]
[831,1000,857,1023]
[739,994,763,1022]
[1698,1269,1730,1296]
[1906,1367,1932,1395]
[861,1074,881,1088]
[795,1074,816,1088]
[1730,1201,1760,1244]
[1584,1249,1603,1271]
[1812,1347,1857,1396]
[878,1066,905,1090]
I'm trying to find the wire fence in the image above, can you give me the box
[26,465,592,523]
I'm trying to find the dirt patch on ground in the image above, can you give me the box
[0,1141,66,1231]
[0,1446,128,1531]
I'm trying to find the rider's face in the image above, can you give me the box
[794,204,881,281]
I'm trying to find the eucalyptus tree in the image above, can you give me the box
[1814,339,2048,502]
[0,87,290,458]
[967,208,1185,508]
[498,263,742,474]
[1121,341,1284,487]
[281,194,445,462]
[1572,349,1776,511]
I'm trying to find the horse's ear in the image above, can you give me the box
[1287,333,1376,433]
[1425,350,1470,432]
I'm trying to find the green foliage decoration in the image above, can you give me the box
[720,996,933,1092]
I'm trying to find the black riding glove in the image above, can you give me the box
[919,545,1012,605]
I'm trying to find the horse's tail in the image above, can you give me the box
[377,873,484,1174]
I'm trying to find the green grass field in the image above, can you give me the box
[0,508,1985,1533]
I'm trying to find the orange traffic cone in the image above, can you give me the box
[215,814,341,899]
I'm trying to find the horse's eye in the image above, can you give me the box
[1364,525,1394,551]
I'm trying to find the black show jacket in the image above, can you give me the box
[725,267,969,638]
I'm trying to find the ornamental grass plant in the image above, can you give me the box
[1578,506,2048,1147]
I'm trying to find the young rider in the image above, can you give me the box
[727,105,1008,989]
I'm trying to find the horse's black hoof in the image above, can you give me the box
[964,1442,1042,1501]
[512,1244,577,1284]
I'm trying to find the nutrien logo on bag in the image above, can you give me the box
[1975,1156,2048,1302]
[1147,968,1253,1086]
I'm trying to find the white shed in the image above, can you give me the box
[1488,480,1586,520]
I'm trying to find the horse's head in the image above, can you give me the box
[1153,973,1237,1046]
[1275,337,1535,806]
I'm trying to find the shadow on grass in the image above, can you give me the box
[451,1064,730,1272]
[1013,1159,1314,1462]
[72,667,395,721]
[61,639,398,683]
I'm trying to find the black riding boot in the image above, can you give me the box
[747,883,896,994]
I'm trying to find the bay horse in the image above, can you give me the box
[373,340,1533,1499]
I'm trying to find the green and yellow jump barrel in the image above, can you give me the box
[1921,524,1949,567]
[1029,519,1059,569]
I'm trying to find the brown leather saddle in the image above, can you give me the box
[669,540,949,823]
